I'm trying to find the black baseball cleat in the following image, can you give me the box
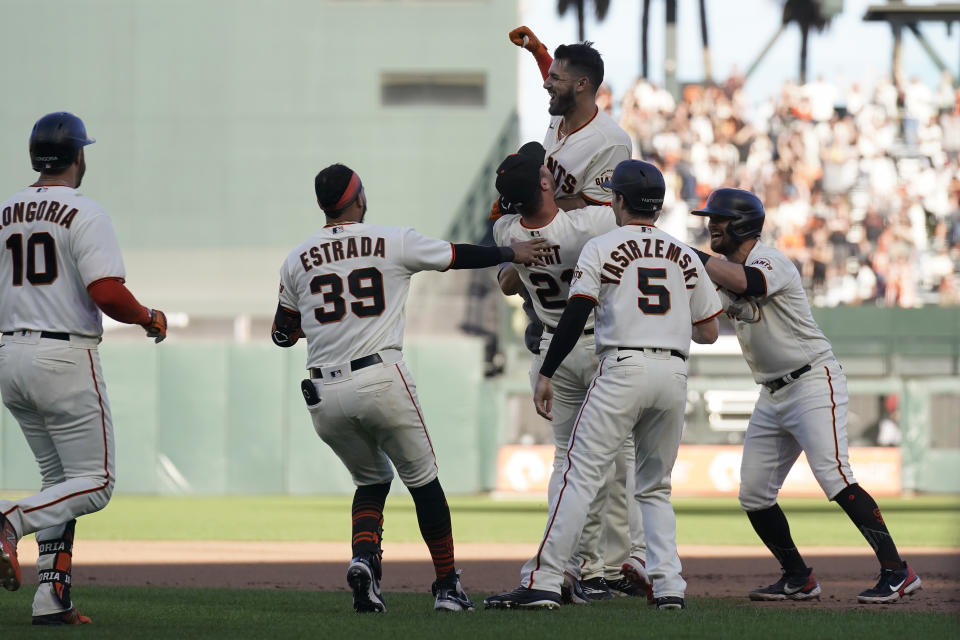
[560,571,589,605]
[32,608,92,625]
[580,576,616,601]
[857,562,922,604]
[749,568,821,601]
[347,555,386,613]
[655,596,686,610]
[483,586,562,610]
[607,576,649,599]
[432,569,475,612]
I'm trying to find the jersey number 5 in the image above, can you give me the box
[310,267,385,324]
[637,267,670,314]
[5,233,58,286]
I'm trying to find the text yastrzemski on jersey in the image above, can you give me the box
[598,234,699,288]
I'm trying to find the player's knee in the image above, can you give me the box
[738,487,776,512]
[87,481,113,514]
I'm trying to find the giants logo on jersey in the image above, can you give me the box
[596,169,614,191]
[546,156,577,194]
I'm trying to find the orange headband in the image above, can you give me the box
[324,171,362,213]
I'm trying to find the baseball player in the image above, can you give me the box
[506,28,632,211]
[272,163,549,613]
[0,112,167,626]
[690,188,922,604]
[484,160,722,611]
[505,27,648,599]
[493,142,650,602]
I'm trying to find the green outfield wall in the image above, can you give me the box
[2,309,959,496]
[0,337,491,495]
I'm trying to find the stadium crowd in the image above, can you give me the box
[604,70,960,307]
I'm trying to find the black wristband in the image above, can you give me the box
[694,248,711,265]
[499,246,515,263]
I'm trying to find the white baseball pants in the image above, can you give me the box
[739,358,856,511]
[0,332,115,538]
[306,350,439,489]
[521,350,688,599]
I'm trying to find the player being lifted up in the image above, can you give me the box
[271,163,550,614]
[690,188,922,604]
[500,26,649,601]
[503,28,632,213]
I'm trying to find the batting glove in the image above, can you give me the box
[142,308,167,343]
[508,26,545,55]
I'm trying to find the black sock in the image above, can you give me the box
[409,478,455,580]
[832,483,902,570]
[746,504,808,576]
[351,482,391,563]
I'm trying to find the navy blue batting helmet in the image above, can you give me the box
[692,188,765,241]
[29,112,95,172]
[600,160,665,213]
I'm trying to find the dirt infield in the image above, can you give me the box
[15,542,960,612]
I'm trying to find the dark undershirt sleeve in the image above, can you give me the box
[450,244,514,269]
[743,266,767,297]
[539,296,595,378]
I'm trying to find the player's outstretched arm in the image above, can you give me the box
[693,249,766,296]
[449,238,550,270]
[87,278,167,343]
[508,26,552,80]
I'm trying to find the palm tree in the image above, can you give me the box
[781,0,833,84]
[556,0,611,42]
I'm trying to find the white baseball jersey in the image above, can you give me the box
[570,223,722,356]
[277,221,452,367]
[543,107,632,205]
[492,205,616,330]
[0,186,125,337]
[717,241,833,383]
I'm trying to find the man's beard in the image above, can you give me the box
[548,86,576,116]
[710,230,740,257]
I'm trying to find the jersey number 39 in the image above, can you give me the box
[310,267,385,324]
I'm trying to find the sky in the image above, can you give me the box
[517,0,960,141]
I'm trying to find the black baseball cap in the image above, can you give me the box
[495,142,546,208]
[600,159,665,212]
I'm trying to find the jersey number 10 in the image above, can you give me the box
[5,233,58,286]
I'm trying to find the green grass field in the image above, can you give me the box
[67,494,960,547]
[0,587,955,639]
[0,494,957,638]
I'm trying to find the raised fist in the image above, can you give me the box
[508,26,544,54]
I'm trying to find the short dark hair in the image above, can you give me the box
[315,163,357,219]
[553,42,604,93]
[515,189,543,218]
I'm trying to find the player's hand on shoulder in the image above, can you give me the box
[142,308,167,343]
[533,374,553,421]
[509,237,550,266]
[508,26,544,54]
